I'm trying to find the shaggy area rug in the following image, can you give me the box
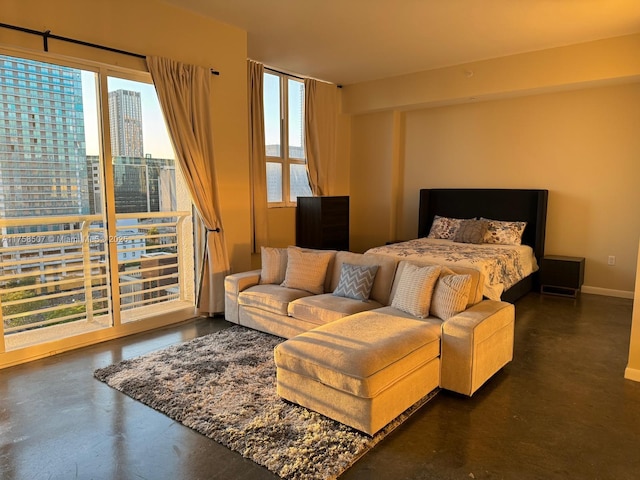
[94,325,438,480]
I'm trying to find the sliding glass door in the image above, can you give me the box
[0,51,194,356]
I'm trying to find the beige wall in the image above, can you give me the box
[400,84,640,293]
[2,0,252,273]
[345,36,640,296]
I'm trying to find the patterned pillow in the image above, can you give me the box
[481,218,527,245]
[453,219,489,244]
[430,267,472,320]
[391,262,441,318]
[280,246,334,294]
[259,246,288,284]
[333,263,379,301]
[427,215,465,240]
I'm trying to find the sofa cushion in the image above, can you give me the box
[333,263,378,301]
[259,246,288,285]
[328,251,397,305]
[281,246,335,294]
[288,294,383,326]
[430,267,473,320]
[390,262,441,318]
[389,260,483,308]
[274,311,441,398]
[238,284,313,315]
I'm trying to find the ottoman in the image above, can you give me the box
[274,310,441,435]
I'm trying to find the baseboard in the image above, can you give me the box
[581,285,634,299]
[624,366,640,382]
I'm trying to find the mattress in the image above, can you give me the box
[365,238,538,301]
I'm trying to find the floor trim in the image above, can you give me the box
[581,285,634,299]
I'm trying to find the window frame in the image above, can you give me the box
[264,70,308,208]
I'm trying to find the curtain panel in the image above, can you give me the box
[146,55,230,314]
[247,60,269,251]
[304,79,338,196]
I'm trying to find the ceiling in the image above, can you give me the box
[163,0,640,85]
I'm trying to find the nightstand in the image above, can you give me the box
[540,255,585,297]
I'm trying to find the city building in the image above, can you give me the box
[108,89,144,158]
[0,55,89,222]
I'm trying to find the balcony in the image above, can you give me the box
[0,211,194,352]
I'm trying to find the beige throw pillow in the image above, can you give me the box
[430,267,472,320]
[391,262,441,318]
[259,246,288,285]
[280,246,334,294]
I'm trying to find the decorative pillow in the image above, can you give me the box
[259,246,288,284]
[430,267,472,320]
[453,219,489,244]
[427,215,465,240]
[280,246,334,294]
[391,263,441,318]
[333,263,379,301]
[481,218,527,245]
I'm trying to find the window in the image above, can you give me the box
[263,71,311,206]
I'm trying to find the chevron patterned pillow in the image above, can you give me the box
[333,263,379,301]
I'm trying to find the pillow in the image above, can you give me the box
[280,246,334,294]
[453,219,489,244]
[430,267,472,320]
[391,263,441,318]
[333,263,379,301]
[259,246,288,284]
[481,218,527,245]
[427,215,466,240]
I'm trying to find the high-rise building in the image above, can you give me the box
[108,89,144,158]
[0,55,89,220]
[86,155,176,215]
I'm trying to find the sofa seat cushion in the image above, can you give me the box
[287,294,383,326]
[238,284,313,316]
[274,311,441,398]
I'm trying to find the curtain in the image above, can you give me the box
[247,60,269,252]
[146,55,230,315]
[304,79,338,196]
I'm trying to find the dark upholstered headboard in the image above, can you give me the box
[418,189,549,262]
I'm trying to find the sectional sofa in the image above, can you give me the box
[224,246,515,435]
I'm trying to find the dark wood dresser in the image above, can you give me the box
[296,196,349,251]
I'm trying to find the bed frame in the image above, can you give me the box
[418,188,549,303]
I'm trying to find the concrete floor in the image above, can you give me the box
[1,292,639,480]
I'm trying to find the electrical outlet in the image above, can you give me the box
[608,255,616,266]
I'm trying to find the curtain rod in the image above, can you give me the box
[0,22,220,75]
[265,66,342,88]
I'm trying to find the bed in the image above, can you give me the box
[366,188,549,303]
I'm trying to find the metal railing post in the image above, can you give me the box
[80,220,94,323]
[176,215,186,302]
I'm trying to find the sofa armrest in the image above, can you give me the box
[224,270,261,324]
[440,300,515,396]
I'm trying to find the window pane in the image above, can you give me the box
[107,77,176,215]
[290,164,312,202]
[266,162,283,202]
[264,73,281,157]
[288,79,304,159]
[0,55,111,345]
[106,76,193,318]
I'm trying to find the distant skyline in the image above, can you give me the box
[81,73,175,159]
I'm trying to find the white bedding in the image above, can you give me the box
[365,238,538,301]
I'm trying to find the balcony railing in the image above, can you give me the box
[0,211,191,336]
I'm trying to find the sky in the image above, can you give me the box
[81,72,175,159]
[263,72,304,149]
